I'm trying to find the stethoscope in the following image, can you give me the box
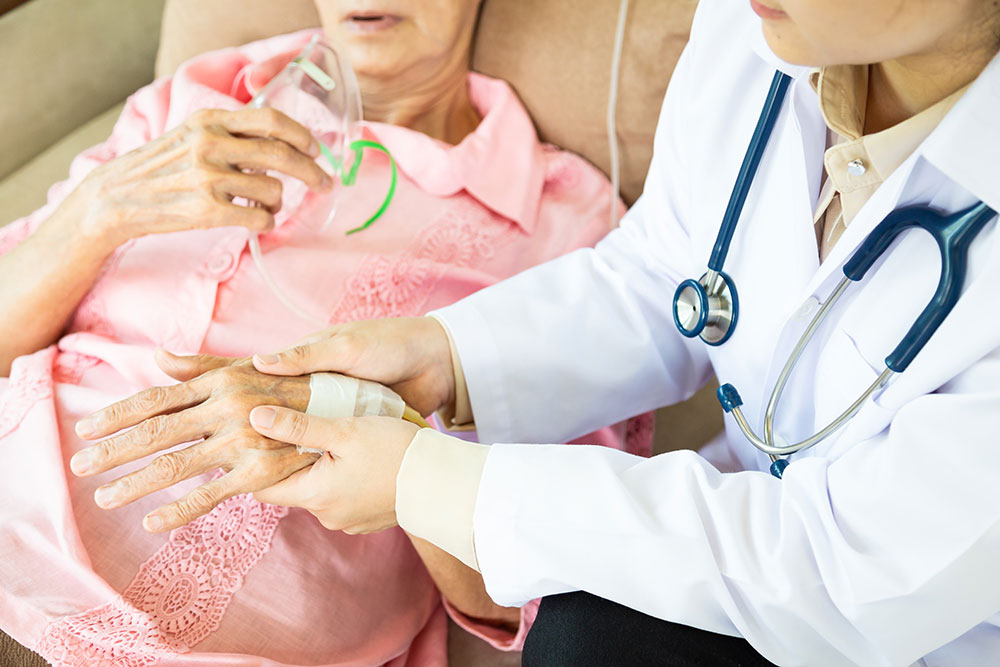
[671,71,997,478]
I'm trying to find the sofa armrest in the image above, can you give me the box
[0,0,165,181]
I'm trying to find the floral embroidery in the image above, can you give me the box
[36,491,288,666]
[0,347,55,441]
[330,199,516,323]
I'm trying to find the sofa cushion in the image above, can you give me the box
[0,0,164,181]
[0,102,125,226]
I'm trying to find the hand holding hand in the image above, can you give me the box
[250,407,420,534]
[251,317,455,417]
[71,350,314,532]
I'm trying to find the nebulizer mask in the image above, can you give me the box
[244,34,397,327]
[243,36,427,430]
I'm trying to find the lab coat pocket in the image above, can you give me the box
[813,326,898,449]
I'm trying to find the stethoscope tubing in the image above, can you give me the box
[676,69,997,477]
[709,71,791,272]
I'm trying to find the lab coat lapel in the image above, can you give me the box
[798,155,918,301]
[743,76,825,428]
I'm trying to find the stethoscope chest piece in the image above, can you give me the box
[673,270,739,346]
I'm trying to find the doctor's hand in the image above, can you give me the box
[71,350,316,532]
[252,317,454,417]
[59,107,333,255]
[249,407,420,534]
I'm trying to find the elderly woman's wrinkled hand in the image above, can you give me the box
[71,350,315,532]
[69,107,333,253]
[249,408,420,535]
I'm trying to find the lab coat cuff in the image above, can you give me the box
[426,313,476,431]
[428,304,516,443]
[396,428,489,571]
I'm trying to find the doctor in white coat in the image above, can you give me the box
[78,0,1000,664]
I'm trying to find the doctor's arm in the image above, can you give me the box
[247,333,1000,665]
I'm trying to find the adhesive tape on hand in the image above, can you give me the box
[300,372,406,454]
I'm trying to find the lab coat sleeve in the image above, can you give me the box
[472,346,1000,666]
[430,38,712,446]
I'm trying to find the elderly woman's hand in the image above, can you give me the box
[70,350,316,532]
[67,107,333,253]
[249,408,420,535]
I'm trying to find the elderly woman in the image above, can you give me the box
[0,1,650,665]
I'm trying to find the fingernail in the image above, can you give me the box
[309,138,321,157]
[76,418,96,439]
[94,486,117,509]
[70,450,93,475]
[251,406,276,429]
[144,514,164,532]
[321,173,333,190]
[254,353,279,365]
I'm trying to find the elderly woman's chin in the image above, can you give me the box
[324,22,413,78]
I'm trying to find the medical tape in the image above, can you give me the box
[300,372,406,454]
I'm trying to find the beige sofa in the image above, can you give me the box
[0,0,720,664]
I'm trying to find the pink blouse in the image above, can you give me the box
[0,30,651,667]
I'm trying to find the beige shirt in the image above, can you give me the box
[811,65,967,259]
[398,65,969,571]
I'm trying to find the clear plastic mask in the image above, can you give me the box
[243,35,397,326]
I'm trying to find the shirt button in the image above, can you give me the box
[846,159,867,177]
[207,253,236,277]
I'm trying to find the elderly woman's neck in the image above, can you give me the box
[361,67,481,145]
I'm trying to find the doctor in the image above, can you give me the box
[77,0,1000,664]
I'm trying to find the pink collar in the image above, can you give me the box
[231,33,545,233]
[363,73,545,233]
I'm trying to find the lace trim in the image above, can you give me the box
[36,491,288,665]
[0,346,55,441]
[330,199,517,323]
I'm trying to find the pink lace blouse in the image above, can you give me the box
[0,30,651,667]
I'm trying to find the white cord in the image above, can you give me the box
[607,0,630,229]
[248,234,329,328]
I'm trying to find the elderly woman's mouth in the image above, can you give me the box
[343,13,402,34]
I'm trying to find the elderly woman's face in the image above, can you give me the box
[314,0,481,81]
[751,0,997,66]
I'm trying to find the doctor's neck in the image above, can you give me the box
[759,0,1000,135]
[864,27,999,135]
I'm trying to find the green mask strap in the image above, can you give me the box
[318,139,398,236]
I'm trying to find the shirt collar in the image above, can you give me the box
[920,47,1000,214]
[362,73,546,233]
[810,66,969,190]
[235,37,545,233]
[748,5,998,215]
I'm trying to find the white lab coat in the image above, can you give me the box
[432,1,1000,665]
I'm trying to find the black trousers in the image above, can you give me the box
[522,592,777,667]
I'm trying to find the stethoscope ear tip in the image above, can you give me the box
[717,383,743,413]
